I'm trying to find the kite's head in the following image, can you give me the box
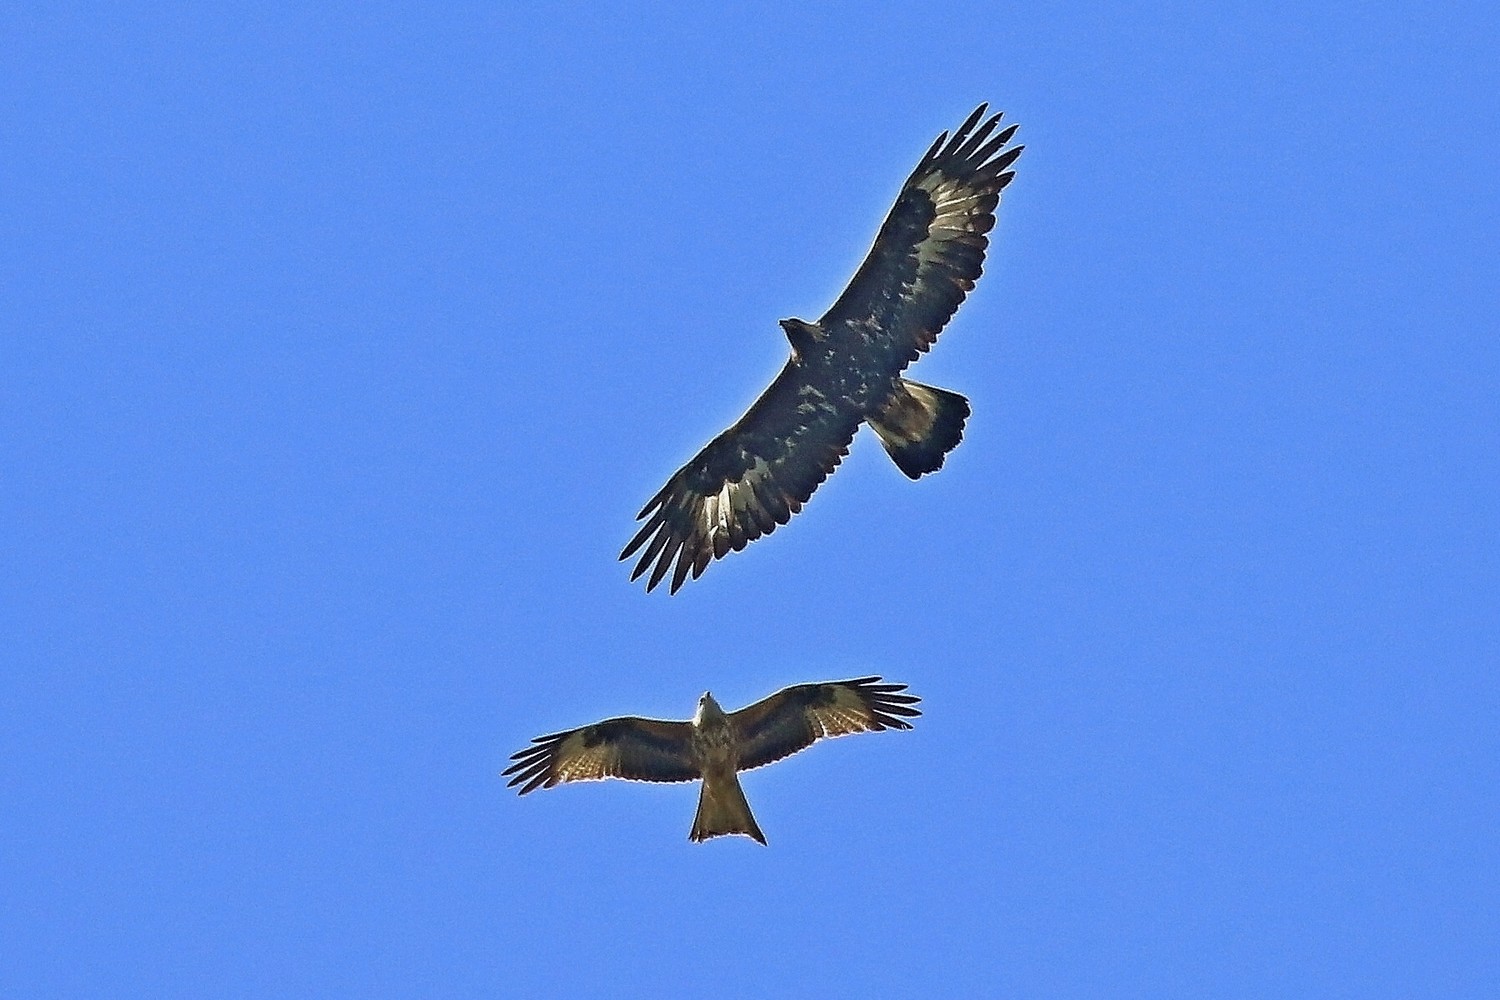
[694,691,725,726]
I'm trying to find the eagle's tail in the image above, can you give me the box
[690,772,767,846]
[869,378,971,480]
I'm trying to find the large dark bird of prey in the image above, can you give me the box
[621,104,1022,593]
[504,677,921,845]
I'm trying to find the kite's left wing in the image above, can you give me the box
[729,676,921,772]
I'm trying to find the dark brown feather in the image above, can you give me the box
[503,716,700,794]
[620,359,860,593]
[730,676,922,772]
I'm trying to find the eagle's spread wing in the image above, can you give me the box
[819,104,1021,368]
[504,716,699,794]
[729,676,921,772]
[619,361,861,594]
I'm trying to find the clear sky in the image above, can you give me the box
[5,2,1497,997]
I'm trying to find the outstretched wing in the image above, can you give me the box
[729,676,921,772]
[504,716,699,794]
[820,104,1022,369]
[619,361,861,594]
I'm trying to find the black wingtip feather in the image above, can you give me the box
[620,518,657,561]
[637,523,677,577]
[953,112,1004,161]
[970,125,1017,167]
[953,103,988,143]
[669,544,694,594]
[645,536,680,592]
[990,145,1023,174]
[919,130,948,167]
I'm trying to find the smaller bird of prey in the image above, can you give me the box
[504,676,921,845]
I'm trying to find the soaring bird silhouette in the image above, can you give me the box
[505,677,921,844]
[622,104,1022,593]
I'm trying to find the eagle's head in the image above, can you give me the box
[778,317,823,356]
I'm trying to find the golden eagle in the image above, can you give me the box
[621,104,1022,593]
[504,677,921,845]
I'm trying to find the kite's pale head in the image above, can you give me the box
[693,691,725,726]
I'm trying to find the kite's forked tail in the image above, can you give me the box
[690,772,767,846]
[869,378,971,480]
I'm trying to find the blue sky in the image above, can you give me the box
[5,2,1497,996]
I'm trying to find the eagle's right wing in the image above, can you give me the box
[818,104,1021,370]
[620,360,862,594]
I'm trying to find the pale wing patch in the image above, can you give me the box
[701,456,774,547]
[906,175,998,330]
[552,733,618,784]
[809,685,887,738]
[622,386,858,594]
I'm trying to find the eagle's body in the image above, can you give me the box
[622,104,1022,593]
[778,318,887,411]
[504,677,921,845]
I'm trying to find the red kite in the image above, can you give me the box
[622,104,1022,593]
[505,677,921,844]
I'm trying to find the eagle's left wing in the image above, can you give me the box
[729,676,921,772]
[620,360,862,594]
[504,716,700,794]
